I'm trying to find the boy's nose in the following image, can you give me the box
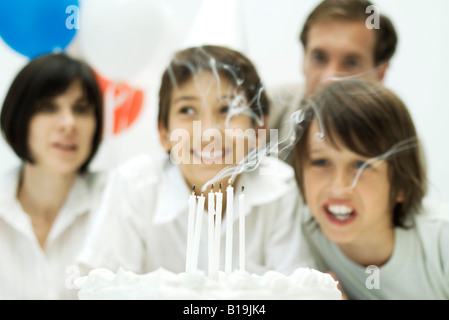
[328,168,354,197]
[199,110,224,131]
[200,116,215,130]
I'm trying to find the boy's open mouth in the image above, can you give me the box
[323,203,357,224]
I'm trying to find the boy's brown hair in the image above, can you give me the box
[158,45,269,129]
[299,0,398,66]
[293,79,427,228]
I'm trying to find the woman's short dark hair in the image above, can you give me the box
[293,79,427,228]
[1,53,103,173]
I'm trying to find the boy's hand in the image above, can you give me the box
[328,271,348,300]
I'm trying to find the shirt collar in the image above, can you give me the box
[235,157,294,217]
[0,166,103,240]
[153,157,294,224]
[152,158,191,225]
[49,172,99,238]
[0,166,30,234]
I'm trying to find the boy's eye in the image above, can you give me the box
[354,160,371,170]
[179,106,195,115]
[311,159,329,167]
[219,105,230,114]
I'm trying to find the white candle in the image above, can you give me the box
[212,184,223,280]
[192,193,205,271]
[208,185,215,277]
[239,186,245,272]
[186,186,196,273]
[225,184,234,274]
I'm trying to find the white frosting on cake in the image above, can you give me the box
[75,267,342,300]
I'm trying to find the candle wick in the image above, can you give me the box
[241,186,244,193]
[192,185,196,195]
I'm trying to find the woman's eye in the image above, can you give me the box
[36,103,57,113]
[73,104,93,115]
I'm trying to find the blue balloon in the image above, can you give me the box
[0,0,79,59]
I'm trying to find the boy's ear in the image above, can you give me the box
[396,190,405,203]
[158,122,171,152]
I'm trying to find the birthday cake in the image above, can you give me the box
[75,267,342,300]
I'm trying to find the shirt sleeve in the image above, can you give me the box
[76,165,151,275]
[439,222,449,289]
[264,180,316,274]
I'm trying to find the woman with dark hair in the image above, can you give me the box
[0,53,107,299]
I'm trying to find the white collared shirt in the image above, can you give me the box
[0,167,108,300]
[78,154,315,276]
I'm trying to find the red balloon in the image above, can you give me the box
[95,73,144,135]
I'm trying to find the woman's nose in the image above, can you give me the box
[58,110,76,133]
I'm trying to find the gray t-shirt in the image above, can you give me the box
[301,200,449,300]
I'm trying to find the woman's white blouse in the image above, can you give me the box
[78,154,315,276]
[0,167,107,299]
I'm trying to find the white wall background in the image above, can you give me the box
[0,0,448,203]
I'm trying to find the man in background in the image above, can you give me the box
[268,0,398,162]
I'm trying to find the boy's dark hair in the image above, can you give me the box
[1,53,103,173]
[158,45,269,129]
[293,79,427,228]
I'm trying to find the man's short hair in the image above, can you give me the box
[299,0,398,65]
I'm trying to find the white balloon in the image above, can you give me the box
[78,0,166,81]
[183,0,247,53]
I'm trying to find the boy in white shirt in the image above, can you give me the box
[78,45,313,276]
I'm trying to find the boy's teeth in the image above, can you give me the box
[327,205,354,220]
[328,205,353,214]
